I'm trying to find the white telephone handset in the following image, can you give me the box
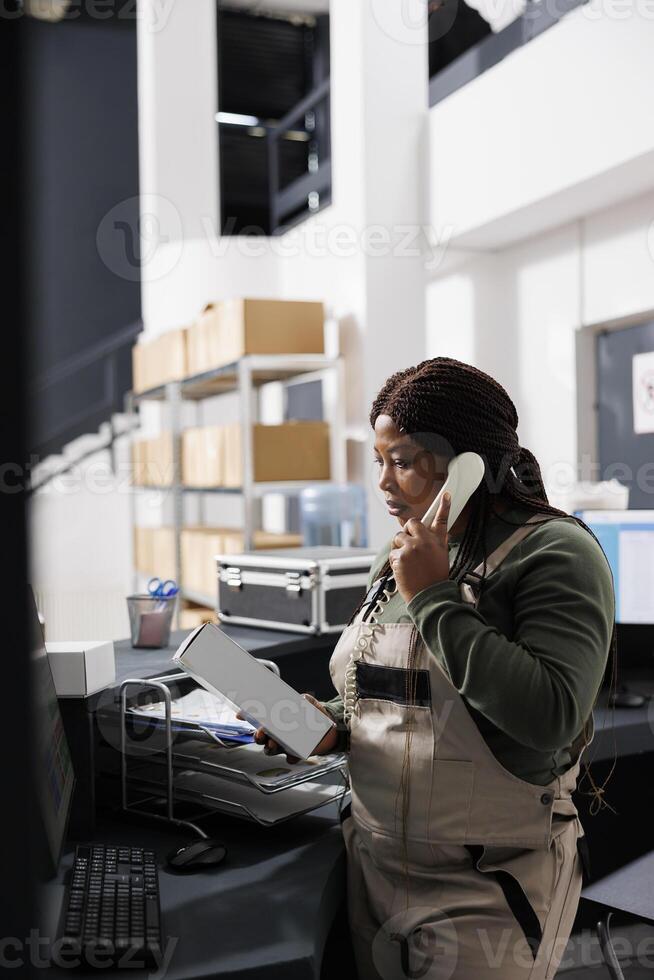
[342,451,485,726]
[420,451,485,531]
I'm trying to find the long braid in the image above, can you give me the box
[346,357,618,826]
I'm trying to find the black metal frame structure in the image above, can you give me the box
[266,77,331,235]
[429,0,588,107]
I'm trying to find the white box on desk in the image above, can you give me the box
[45,640,116,697]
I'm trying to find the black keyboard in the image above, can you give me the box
[58,843,163,968]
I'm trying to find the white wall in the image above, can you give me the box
[582,190,654,326]
[429,0,654,249]
[34,0,654,637]
[137,0,218,249]
[29,442,134,640]
[427,188,654,509]
[136,0,431,550]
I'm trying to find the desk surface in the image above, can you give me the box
[52,801,347,979]
[63,629,652,979]
[582,850,654,922]
[59,625,347,978]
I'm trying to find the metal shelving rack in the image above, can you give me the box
[126,353,347,615]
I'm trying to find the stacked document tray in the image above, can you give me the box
[116,674,350,828]
[134,766,349,827]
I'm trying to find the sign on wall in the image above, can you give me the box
[632,350,654,434]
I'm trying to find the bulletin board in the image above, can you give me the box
[596,319,654,510]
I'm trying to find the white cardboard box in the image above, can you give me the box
[45,640,116,697]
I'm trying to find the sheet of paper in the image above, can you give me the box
[632,350,654,434]
[129,685,256,733]
[618,529,654,623]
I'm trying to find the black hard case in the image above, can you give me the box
[215,546,376,635]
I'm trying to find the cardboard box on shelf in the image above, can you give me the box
[186,298,325,375]
[133,527,176,580]
[186,303,222,376]
[152,526,176,581]
[181,527,224,597]
[184,421,330,488]
[251,421,330,482]
[133,526,152,576]
[181,527,303,597]
[182,426,224,487]
[179,605,217,630]
[223,529,303,553]
[133,432,173,487]
[222,422,242,488]
[131,328,188,393]
[181,428,198,486]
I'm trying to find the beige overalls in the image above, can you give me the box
[329,514,591,980]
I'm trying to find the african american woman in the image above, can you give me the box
[250,357,616,980]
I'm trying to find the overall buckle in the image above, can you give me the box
[460,570,484,606]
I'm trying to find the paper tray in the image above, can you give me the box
[131,766,350,826]
[126,683,257,745]
[166,737,348,793]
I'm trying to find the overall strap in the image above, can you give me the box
[459,512,559,605]
[475,512,555,577]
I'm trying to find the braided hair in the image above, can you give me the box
[348,356,617,819]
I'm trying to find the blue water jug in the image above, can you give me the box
[299,483,368,547]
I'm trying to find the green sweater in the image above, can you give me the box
[322,504,615,785]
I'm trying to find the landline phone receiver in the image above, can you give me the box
[419,451,486,531]
[343,452,486,722]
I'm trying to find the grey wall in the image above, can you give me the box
[597,320,654,510]
[23,13,140,454]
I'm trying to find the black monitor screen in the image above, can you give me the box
[30,589,75,875]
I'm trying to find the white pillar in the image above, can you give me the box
[137,0,219,324]
[335,0,429,547]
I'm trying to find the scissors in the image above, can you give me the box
[147,577,179,598]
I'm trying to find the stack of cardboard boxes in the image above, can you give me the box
[132,420,330,488]
[132,298,325,393]
[133,526,302,594]
[182,421,330,486]
[132,328,187,394]
[185,298,325,374]
[133,527,176,581]
[180,527,302,599]
[132,433,174,486]
[132,297,330,622]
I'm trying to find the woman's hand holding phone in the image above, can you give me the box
[235,693,339,764]
[388,491,452,604]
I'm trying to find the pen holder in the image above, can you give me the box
[127,594,177,649]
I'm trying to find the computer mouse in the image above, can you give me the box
[166,839,227,872]
[609,688,646,709]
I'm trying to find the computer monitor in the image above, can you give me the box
[574,510,654,625]
[30,587,75,878]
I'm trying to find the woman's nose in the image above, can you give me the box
[377,464,396,493]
